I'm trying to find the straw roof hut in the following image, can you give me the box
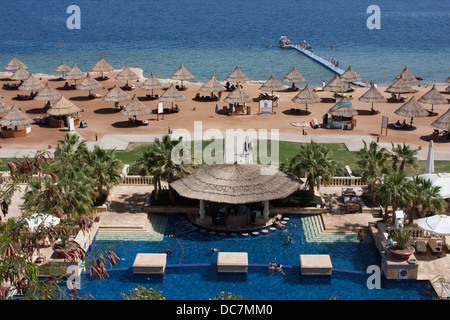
[394,97,428,126]
[140,72,164,97]
[35,84,62,101]
[4,57,27,71]
[282,66,306,85]
[55,62,71,73]
[259,75,287,94]
[90,56,115,77]
[0,105,32,126]
[170,163,302,205]
[291,84,320,111]
[199,74,224,93]
[328,103,358,117]
[76,73,104,95]
[120,94,152,117]
[446,77,450,83]
[417,84,448,112]
[393,67,418,83]
[102,85,131,103]
[358,85,387,111]
[10,66,30,81]
[64,64,86,84]
[225,66,249,83]
[323,75,350,93]
[170,63,194,81]
[47,96,81,116]
[431,108,450,130]
[446,85,450,93]
[223,86,252,104]
[19,74,45,91]
[340,65,362,83]
[115,65,140,85]
[385,77,415,94]
[0,98,11,114]
[159,83,187,102]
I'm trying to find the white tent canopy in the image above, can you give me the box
[24,213,61,232]
[407,173,450,200]
[417,215,450,235]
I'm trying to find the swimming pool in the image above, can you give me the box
[79,214,435,300]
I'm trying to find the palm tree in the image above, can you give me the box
[390,142,419,174]
[282,141,339,199]
[375,172,410,223]
[356,140,389,202]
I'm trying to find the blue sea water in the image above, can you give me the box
[0,0,449,86]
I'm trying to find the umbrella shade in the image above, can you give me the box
[102,85,131,103]
[225,66,249,83]
[25,213,60,232]
[394,97,428,118]
[292,84,320,104]
[282,66,306,83]
[90,56,115,73]
[393,66,418,83]
[170,63,194,80]
[446,77,450,83]
[64,64,86,81]
[431,108,450,130]
[158,83,187,103]
[410,173,450,200]
[10,66,30,81]
[223,86,252,104]
[54,62,71,73]
[340,65,362,82]
[170,163,302,204]
[259,75,287,92]
[417,215,450,235]
[19,74,45,91]
[385,78,415,94]
[328,103,358,116]
[425,140,434,174]
[447,85,450,93]
[418,85,448,106]
[140,72,164,90]
[199,74,224,93]
[0,105,32,126]
[120,95,152,116]
[34,84,62,101]
[76,73,103,91]
[115,65,140,81]
[4,57,27,71]
[47,96,81,116]
[359,85,387,103]
[323,75,350,93]
[0,98,11,113]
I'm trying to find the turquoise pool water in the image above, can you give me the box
[79,214,435,300]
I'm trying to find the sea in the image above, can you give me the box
[0,0,449,86]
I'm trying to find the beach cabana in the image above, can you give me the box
[46,96,81,128]
[225,66,249,91]
[115,65,140,89]
[9,66,30,81]
[223,86,253,115]
[54,62,71,78]
[281,66,306,91]
[0,105,32,138]
[417,84,448,113]
[4,57,27,71]
[259,75,287,97]
[90,56,115,80]
[34,83,62,108]
[340,65,362,89]
[393,66,418,83]
[323,75,350,100]
[358,85,387,114]
[393,97,428,128]
[385,78,415,102]
[431,108,450,136]
[17,74,45,100]
[158,83,187,112]
[140,72,164,99]
[291,84,320,113]
[102,85,131,111]
[64,64,86,87]
[120,94,152,125]
[170,163,302,225]
[76,73,104,98]
[196,74,224,101]
[327,101,358,130]
[170,63,194,91]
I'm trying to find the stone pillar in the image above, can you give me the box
[199,199,206,219]
[263,200,270,219]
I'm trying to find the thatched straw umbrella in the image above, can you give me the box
[76,73,104,96]
[64,64,86,86]
[259,75,287,96]
[4,57,27,71]
[158,83,187,109]
[19,74,45,92]
[0,105,33,138]
[10,66,30,81]
[323,74,350,94]
[417,84,449,112]
[54,62,71,78]
[394,97,428,126]
[291,84,320,112]
[432,108,450,132]
[282,66,306,90]
[446,85,450,93]
[225,66,250,88]
[35,83,62,107]
[47,96,81,127]
[140,72,164,97]
[328,103,358,117]
[120,94,152,123]
[223,86,252,105]
[385,77,415,95]
[90,56,115,79]
[340,65,362,88]
[358,85,387,112]
[199,74,224,95]
[170,63,194,90]
[0,98,11,114]
[170,163,302,219]
[115,65,140,86]
[393,66,418,83]
[446,77,450,83]
[102,85,131,110]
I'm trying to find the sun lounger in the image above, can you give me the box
[428,239,442,254]
[415,240,427,254]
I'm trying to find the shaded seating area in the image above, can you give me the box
[426,109,438,117]
[387,93,406,103]
[2,83,20,90]
[63,82,77,90]
[16,92,38,100]
[341,188,361,214]
[121,84,136,91]
[194,92,220,102]
[392,120,414,130]
[128,117,149,126]
[254,93,279,102]
[432,129,449,136]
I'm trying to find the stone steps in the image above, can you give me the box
[302,215,358,243]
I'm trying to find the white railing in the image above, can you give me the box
[120,175,153,185]
[319,176,367,187]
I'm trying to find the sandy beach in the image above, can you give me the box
[0,70,449,151]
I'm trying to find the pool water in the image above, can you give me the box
[79,214,435,300]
